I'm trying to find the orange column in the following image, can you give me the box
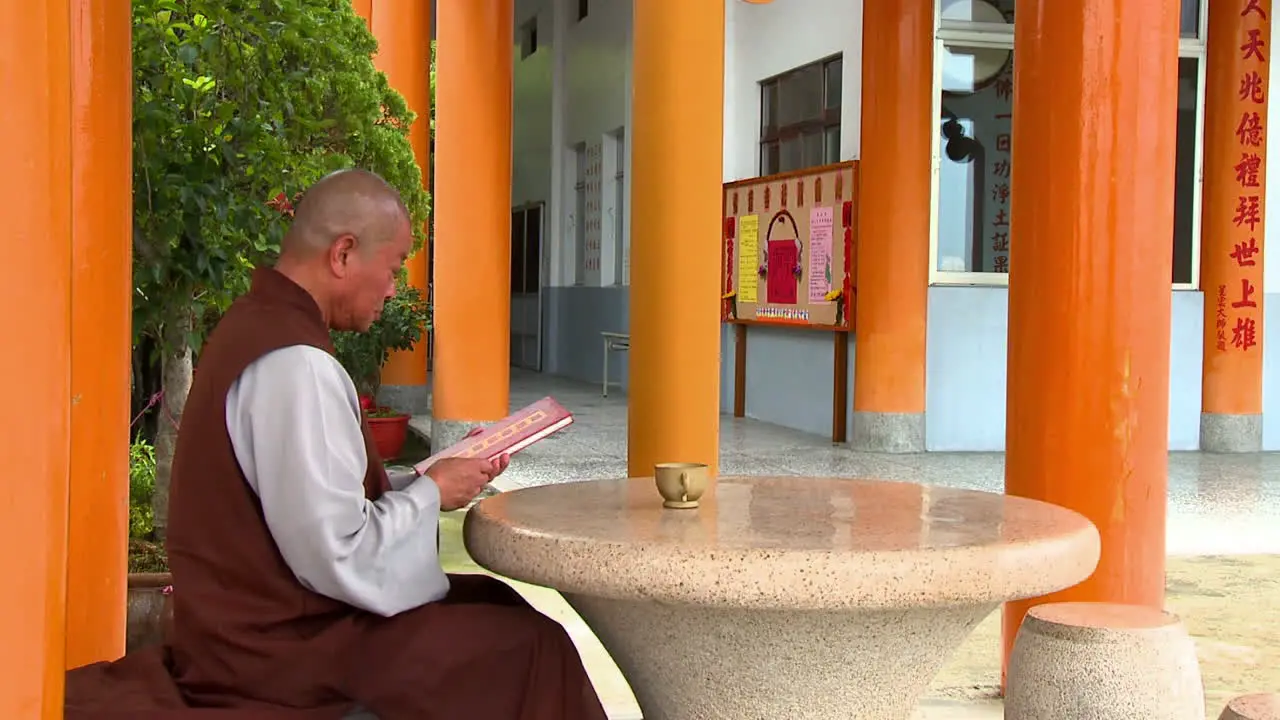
[1200,0,1270,453]
[1,0,74,715]
[364,0,432,410]
[852,0,932,454]
[627,0,724,477]
[1002,0,1178,685]
[431,0,512,448]
[64,0,133,668]
[351,0,372,25]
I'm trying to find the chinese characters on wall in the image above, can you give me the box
[582,142,603,282]
[989,65,1013,274]
[1218,0,1269,354]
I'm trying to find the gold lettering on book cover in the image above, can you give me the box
[460,409,549,457]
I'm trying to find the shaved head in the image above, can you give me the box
[274,169,416,332]
[281,169,410,260]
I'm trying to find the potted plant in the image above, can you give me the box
[125,437,174,651]
[331,274,431,460]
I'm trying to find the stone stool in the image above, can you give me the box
[1005,602,1205,720]
[1220,693,1280,720]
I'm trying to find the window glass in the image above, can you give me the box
[824,58,842,109]
[1181,0,1200,38]
[778,63,823,127]
[934,47,1201,281]
[939,0,1014,23]
[824,126,840,164]
[1172,57,1200,284]
[935,42,1014,274]
[759,56,842,176]
[761,81,778,133]
[525,205,542,293]
[510,212,524,294]
[761,141,780,176]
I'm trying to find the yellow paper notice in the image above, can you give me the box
[737,215,759,303]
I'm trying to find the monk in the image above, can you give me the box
[65,169,609,720]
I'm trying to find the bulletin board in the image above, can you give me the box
[720,161,859,444]
[721,161,859,331]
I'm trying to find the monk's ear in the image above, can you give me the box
[329,233,359,278]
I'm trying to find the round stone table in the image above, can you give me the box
[464,476,1101,720]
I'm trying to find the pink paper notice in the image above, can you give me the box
[808,206,835,303]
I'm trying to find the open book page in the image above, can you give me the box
[414,396,574,477]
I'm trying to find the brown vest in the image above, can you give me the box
[165,267,390,710]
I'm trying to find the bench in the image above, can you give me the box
[600,331,629,397]
[1219,693,1280,720]
[1006,602,1205,720]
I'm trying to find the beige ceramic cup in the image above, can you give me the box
[654,462,709,509]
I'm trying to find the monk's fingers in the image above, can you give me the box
[480,460,502,480]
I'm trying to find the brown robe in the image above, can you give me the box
[65,268,607,720]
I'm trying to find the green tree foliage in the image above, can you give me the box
[132,0,429,346]
[128,439,157,540]
[131,0,431,538]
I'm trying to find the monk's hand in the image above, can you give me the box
[490,454,511,477]
[426,457,499,511]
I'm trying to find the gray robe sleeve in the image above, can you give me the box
[225,345,451,616]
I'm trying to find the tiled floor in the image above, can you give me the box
[413,369,1280,719]
[415,369,1280,557]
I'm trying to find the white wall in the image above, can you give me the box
[511,0,631,289]
[519,0,1280,450]
[553,0,632,288]
[718,0,865,433]
[525,0,867,286]
[513,0,553,208]
[723,0,864,182]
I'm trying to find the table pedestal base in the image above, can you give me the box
[565,594,996,720]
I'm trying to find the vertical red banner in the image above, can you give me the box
[1202,0,1269,416]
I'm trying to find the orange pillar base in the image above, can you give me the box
[1001,0,1178,686]
[852,0,932,454]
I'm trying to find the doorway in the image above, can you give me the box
[510,203,544,371]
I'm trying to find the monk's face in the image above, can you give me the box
[332,218,412,332]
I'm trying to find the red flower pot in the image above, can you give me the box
[366,411,411,460]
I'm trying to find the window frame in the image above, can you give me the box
[615,129,627,286]
[573,143,588,286]
[520,16,538,59]
[758,54,843,176]
[927,2,1208,290]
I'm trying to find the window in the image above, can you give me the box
[520,17,538,59]
[510,206,542,295]
[611,128,627,285]
[759,55,842,176]
[574,143,587,285]
[577,0,589,22]
[931,0,1205,287]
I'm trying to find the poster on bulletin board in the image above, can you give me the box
[721,161,858,330]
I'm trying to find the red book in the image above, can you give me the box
[414,396,573,474]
